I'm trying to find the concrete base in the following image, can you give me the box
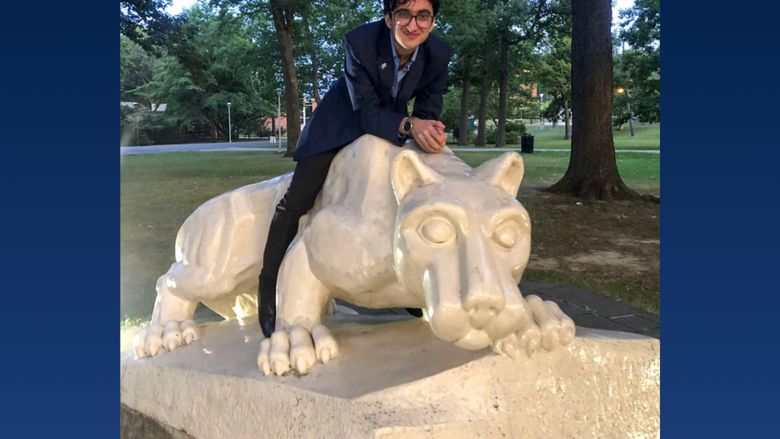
[120,315,660,439]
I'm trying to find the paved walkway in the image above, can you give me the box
[337,280,659,339]
[121,143,659,156]
[120,140,286,155]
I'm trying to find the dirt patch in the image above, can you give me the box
[566,251,647,272]
[519,187,660,314]
[528,257,561,271]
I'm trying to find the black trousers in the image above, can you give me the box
[257,147,342,337]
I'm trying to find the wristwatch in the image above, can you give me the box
[401,117,415,136]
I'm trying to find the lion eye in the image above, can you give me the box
[492,222,519,249]
[419,219,455,245]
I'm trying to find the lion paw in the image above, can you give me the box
[525,295,575,351]
[134,320,200,358]
[257,324,339,376]
[492,295,575,358]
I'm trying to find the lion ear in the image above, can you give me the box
[391,150,443,203]
[473,152,525,197]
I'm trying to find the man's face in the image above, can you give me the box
[384,0,436,51]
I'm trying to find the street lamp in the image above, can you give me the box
[135,114,140,146]
[616,88,635,137]
[302,97,308,131]
[276,88,283,153]
[539,93,545,129]
[227,102,232,143]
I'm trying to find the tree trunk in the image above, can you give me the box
[270,1,301,157]
[458,69,471,146]
[475,40,490,147]
[563,96,570,140]
[304,17,322,104]
[547,0,637,201]
[496,39,509,147]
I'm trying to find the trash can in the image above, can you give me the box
[521,133,534,153]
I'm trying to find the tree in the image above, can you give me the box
[296,0,381,102]
[217,0,342,156]
[617,0,660,123]
[532,0,571,139]
[612,53,635,135]
[120,36,159,108]
[494,0,551,147]
[268,0,303,156]
[120,0,183,52]
[472,0,500,147]
[133,5,276,142]
[535,36,571,139]
[435,0,489,145]
[547,0,638,200]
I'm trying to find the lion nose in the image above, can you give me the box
[464,286,505,329]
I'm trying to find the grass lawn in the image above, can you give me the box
[121,149,660,322]
[448,123,660,150]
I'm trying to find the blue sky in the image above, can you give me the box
[167,0,636,30]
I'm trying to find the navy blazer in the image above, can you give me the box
[293,20,453,161]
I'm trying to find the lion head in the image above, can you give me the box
[391,149,531,350]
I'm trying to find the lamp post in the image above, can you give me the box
[539,93,545,130]
[227,102,232,143]
[276,88,283,153]
[616,88,635,137]
[302,97,307,130]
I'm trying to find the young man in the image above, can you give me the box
[258,0,453,338]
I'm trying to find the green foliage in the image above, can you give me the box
[120,36,160,107]
[485,127,499,144]
[120,105,181,146]
[485,120,525,145]
[439,88,462,136]
[505,120,526,137]
[130,5,278,141]
[617,0,660,123]
[120,0,185,53]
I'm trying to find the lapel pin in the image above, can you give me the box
[381,62,387,70]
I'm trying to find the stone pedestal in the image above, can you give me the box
[120,315,660,439]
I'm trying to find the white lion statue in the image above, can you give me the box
[134,135,575,375]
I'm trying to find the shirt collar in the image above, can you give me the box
[390,33,419,68]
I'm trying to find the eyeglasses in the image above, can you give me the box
[393,10,434,29]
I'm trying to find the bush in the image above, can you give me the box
[484,120,526,145]
[506,120,526,135]
[452,125,476,144]
[505,121,526,144]
[505,132,520,145]
[485,127,498,144]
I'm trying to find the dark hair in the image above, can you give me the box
[383,0,441,17]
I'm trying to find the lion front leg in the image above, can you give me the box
[134,272,200,358]
[257,236,338,376]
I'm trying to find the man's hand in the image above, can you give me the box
[410,119,447,154]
